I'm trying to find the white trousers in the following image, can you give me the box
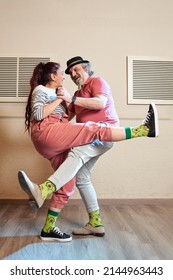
[74,141,114,212]
[49,140,114,213]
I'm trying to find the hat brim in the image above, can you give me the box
[65,60,89,74]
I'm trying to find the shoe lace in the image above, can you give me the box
[52,227,63,236]
[142,111,152,126]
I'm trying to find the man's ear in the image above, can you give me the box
[84,65,89,73]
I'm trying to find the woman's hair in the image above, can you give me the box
[25,62,60,131]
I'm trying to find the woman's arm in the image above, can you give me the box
[42,98,63,118]
[32,90,63,120]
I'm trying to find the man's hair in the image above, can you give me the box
[81,62,94,76]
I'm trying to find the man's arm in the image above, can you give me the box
[73,95,107,110]
[58,94,107,110]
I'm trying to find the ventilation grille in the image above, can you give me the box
[127,56,173,104]
[0,57,50,102]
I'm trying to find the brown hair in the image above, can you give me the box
[25,62,60,131]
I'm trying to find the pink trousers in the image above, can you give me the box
[31,114,112,210]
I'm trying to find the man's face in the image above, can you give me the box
[69,64,88,87]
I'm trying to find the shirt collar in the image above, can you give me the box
[81,76,94,88]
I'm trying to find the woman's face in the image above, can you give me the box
[53,68,65,88]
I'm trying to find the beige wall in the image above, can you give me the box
[0,0,172,199]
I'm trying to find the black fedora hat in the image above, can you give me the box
[65,56,89,74]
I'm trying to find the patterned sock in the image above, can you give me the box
[125,125,149,139]
[39,180,56,200]
[42,209,60,233]
[89,210,103,227]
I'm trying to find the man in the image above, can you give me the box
[62,56,120,236]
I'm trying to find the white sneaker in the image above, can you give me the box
[72,223,105,237]
[18,171,44,209]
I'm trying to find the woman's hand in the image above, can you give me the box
[57,87,72,104]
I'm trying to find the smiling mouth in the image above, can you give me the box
[73,76,80,82]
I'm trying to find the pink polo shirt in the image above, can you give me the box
[68,76,120,127]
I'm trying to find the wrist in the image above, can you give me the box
[71,96,76,104]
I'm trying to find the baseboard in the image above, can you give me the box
[0,198,173,206]
[69,198,173,206]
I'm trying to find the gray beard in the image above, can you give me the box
[75,78,82,89]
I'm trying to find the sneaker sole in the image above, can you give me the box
[18,171,39,210]
[72,232,105,237]
[40,236,72,242]
[151,103,159,137]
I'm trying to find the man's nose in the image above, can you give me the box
[70,70,76,78]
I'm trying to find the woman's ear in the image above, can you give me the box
[50,73,56,81]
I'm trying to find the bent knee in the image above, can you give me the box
[76,177,91,188]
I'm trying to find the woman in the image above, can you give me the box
[18,61,158,242]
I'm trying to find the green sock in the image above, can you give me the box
[43,209,60,233]
[89,210,103,227]
[39,180,56,200]
[125,125,149,139]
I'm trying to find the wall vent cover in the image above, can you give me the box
[0,57,50,102]
[127,56,173,104]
